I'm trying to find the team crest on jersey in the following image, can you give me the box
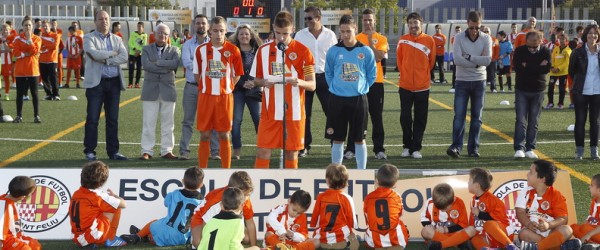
[338,54,344,60]
[449,209,459,219]
[478,202,487,212]
[341,63,359,82]
[223,51,231,58]
[357,53,365,60]
[288,52,297,60]
[540,201,550,210]
[16,176,71,233]
[207,60,226,79]
[290,223,300,232]
[494,179,527,237]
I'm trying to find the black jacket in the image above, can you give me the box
[568,45,600,95]
[513,45,552,92]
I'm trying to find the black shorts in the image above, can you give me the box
[497,65,511,75]
[325,94,368,141]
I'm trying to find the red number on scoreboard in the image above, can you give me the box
[257,7,264,16]
[247,7,253,15]
[233,7,240,16]
[242,0,255,7]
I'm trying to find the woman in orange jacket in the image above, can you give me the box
[12,16,42,123]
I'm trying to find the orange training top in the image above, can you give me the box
[433,33,447,56]
[513,29,532,50]
[491,37,500,61]
[396,32,436,91]
[40,31,59,63]
[12,33,41,77]
[356,32,388,83]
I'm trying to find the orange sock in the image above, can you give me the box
[107,208,122,240]
[285,158,298,169]
[264,234,280,248]
[484,220,512,246]
[295,241,316,250]
[441,230,471,248]
[538,230,565,250]
[219,139,231,168]
[471,235,488,250]
[137,220,155,237]
[198,141,210,168]
[255,158,270,168]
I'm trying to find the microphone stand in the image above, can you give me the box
[278,42,288,169]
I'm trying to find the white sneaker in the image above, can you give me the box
[514,150,525,158]
[525,150,538,159]
[449,88,455,93]
[344,151,354,159]
[412,151,423,159]
[401,148,411,157]
[375,152,387,160]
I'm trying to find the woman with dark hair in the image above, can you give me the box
[569,24,600,160]
[228,24,262,159]
[12,16,42,123]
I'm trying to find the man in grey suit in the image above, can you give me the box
[139,24,180,160]
[83,10,129,161]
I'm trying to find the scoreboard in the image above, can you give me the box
[216,0,281,19]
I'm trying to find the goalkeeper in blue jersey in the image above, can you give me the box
[120,167,204,246]
[324,14,377,170]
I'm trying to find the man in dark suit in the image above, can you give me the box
[139,24,181,160]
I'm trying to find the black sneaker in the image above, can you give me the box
[44,95,52,100]
[13,116,23,123]
[119,234,141,244]
[298,149,309,157]
[468,152,480,157]
[129,225,140,234]
[446,147,460,158]
[34,116,42,123]
[561,238,582,250]
[109,153,129,160]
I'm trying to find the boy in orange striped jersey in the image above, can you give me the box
[364,164,409,249]
[250,10,316,169]
[193,16,243,169]
[0,24,14,100]
[467,167,517,250]
[572,174,600,247]
[264,190,317,250]
[310,164,359,249]
[421,183,474,250]
[0,176,41,250]
[65,26,83,88]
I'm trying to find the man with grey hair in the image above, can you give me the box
[139,24,181,160]
[514,16,537,49]
[82,10,129,161]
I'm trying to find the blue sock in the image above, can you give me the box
[331,143,344,164]
[355,143,367,169]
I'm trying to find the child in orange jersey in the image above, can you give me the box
[311,164,359,249]
[467,167,517,250]
[264,190,317,250]
[68,161,128,248]
[193,16,243,169]
[190,171,257,248]
[364,164,409,249]
[65,26,83,88]
[0,176,41,250]
[0,24,14,100]
[517,160,581,250]
[421,183,474,250]
[12,16,42,123]
[571,174,600,248]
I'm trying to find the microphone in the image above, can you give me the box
[277,42,288,51]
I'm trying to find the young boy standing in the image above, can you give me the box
[467,167,517,250]
[421,183,474,250]
[364,164,409,249]
[190,171,257,248]
[264,190,316,250]
[517,160,581,250]
[571,174,600,247]
[310,164,359,249]
[120,167,204,246]
[197,187,260,250]
[69,161,127,247]
[65,26,83,88]
[0,176,41,250]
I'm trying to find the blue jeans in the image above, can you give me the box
[451,80,485,153]
[514,90,544,151]
[232,90,260,149]
[83,77,121,156]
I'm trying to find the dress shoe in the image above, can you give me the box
[139,153,152,160]
[109,153,129,160]
[161,152,178,160]
[446,147,460,158]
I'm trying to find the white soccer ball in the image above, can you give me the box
[67,96,78,101]
[500,100,510,105]
[2,115,13,122]
[567,124,575,131]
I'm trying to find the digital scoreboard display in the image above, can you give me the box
[217,0,280,19]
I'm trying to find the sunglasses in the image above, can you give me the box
[468,26,480,30]
[304,17,314,21]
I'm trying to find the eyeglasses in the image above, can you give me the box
[468,26,480,30]
[304,17,313,21]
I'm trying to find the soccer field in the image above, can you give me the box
[0,70,596,249]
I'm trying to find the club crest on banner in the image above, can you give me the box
[493,179,527,237]
[17,176,71,233]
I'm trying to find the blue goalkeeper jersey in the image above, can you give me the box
[325,41,377,97]
[149,189,203,246]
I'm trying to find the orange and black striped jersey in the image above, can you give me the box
[356,32,388,83]
[421,196,469,229]
[266,204,309,242]
[68,187,121,238]
[515,186,568,223]
[190,186,254,227]
[469,191,510,235]
[0,194,24,242]
[363,187,409,248]
[40,31,60,63]
[12,34,41,77]
[310,189,357,244]
[193,41,243,95]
